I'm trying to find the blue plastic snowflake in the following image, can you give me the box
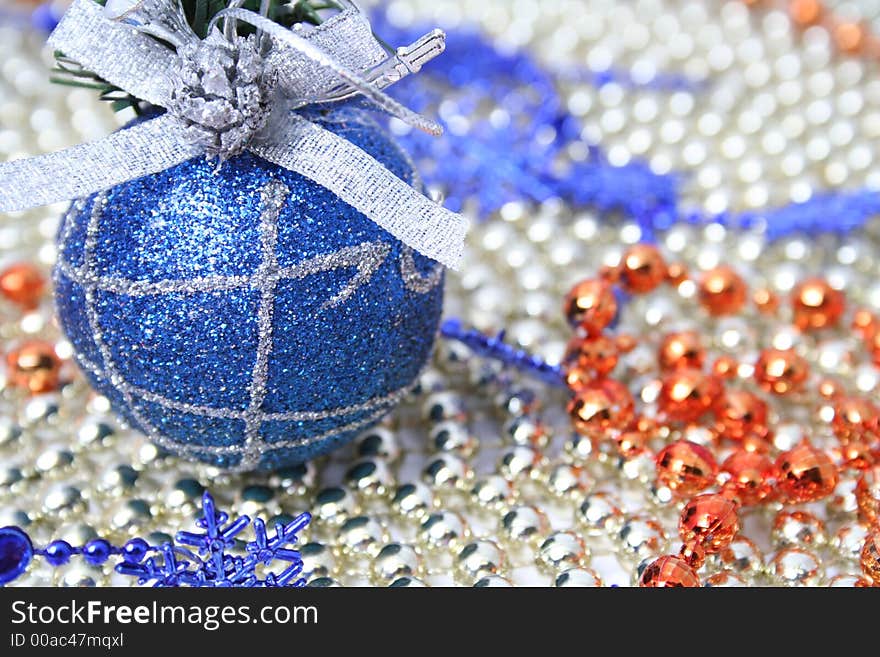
[115,492,311,587]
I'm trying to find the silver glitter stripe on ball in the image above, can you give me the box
[400,246,444,294]
[240,181,287,470]
[55,240,393,304]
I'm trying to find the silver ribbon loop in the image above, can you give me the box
[0,0,467,269]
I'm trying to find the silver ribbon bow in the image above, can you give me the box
[0,0,468,269]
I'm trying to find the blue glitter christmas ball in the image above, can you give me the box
[53,108,444,471]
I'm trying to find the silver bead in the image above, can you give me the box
[827,573,868,587]
[554,567,603,587]
[470,475,513,510]
[164,478,205,512]
[831,524,869,562]
[430,420,478,458]
[500,505,550,547]
[577,491,624,535]
[543,463,593,499]
[770,547,824,586]
[22,395,59,424]
[372,543,423,583]
[423,391,466,422]
[300,542,337,581]
[97,465,139,495]
[0,465,23,489]
[0,417,22,446]
[418,511,469,551]
[34,445,74,475]
[313,487,359,527]
[308,577,342,587]
[268,462,316,497]
[109,499,152,531]
[389,576,429,587]
[346,458,395,498]
[43,484,83,514]
[355,427,401,462]
[423,454,473,490]
[75,418,115,448]
[536,531,589,573]
[503,415,551,449]
[703,571,749,587]
[771,510,826,548]
[58,565,102,588]
[563,433,594,462]
[617,515,667,564]
[336,516,387,558]
[473,575,513,587]
[499,446,543,480]
[826,478,859,516]
[497,387,542,416]
[456,540,506,582]
[707,536,765,578]
[390,482,435,520]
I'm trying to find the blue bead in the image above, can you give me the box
[54,107,443,470]
[0,526,33,584]
[43,540,74,566]
[83,539,113,566]
[122,538,150,563]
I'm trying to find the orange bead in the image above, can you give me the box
[563,334,619,384]
[861,531,880,584]
[775,441,838,503]
[712,356,739,379]
[791,278,845,331]
[853,309,879,342]
[753,287,779,315]
[831,396,879,444]
[788,0,823,26]
[655,440,718,497]
[679,493,739,553]
[678,541,706,569]
[563,279,617,335]
[598,264,620,284]
[0,262,46,311]
[855,466,880,527]
[665,262,689,286]
[818,378,843,399]
[740,431,773,455]
[614,334,637,354]
[870,332,880,367]
[720,450,776,506]
[657,368,721,423]
[714,389,768,441]
[618,244,666,294]
[567,379,634,438]
[657,331,705,371]
[5,340,62,394]
[754,348,809,395]
[638,555,700,587]
[835,22,865,54]
[839,441,875,471]
[615,430,650,459]
[698,266,747,316]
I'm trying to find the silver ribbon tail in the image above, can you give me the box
[252,115,467,269]
[0,115,200,213]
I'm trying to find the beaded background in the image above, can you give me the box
[1,0,880,586]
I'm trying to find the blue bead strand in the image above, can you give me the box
[0,492,310,587]
[440,318,567,387]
